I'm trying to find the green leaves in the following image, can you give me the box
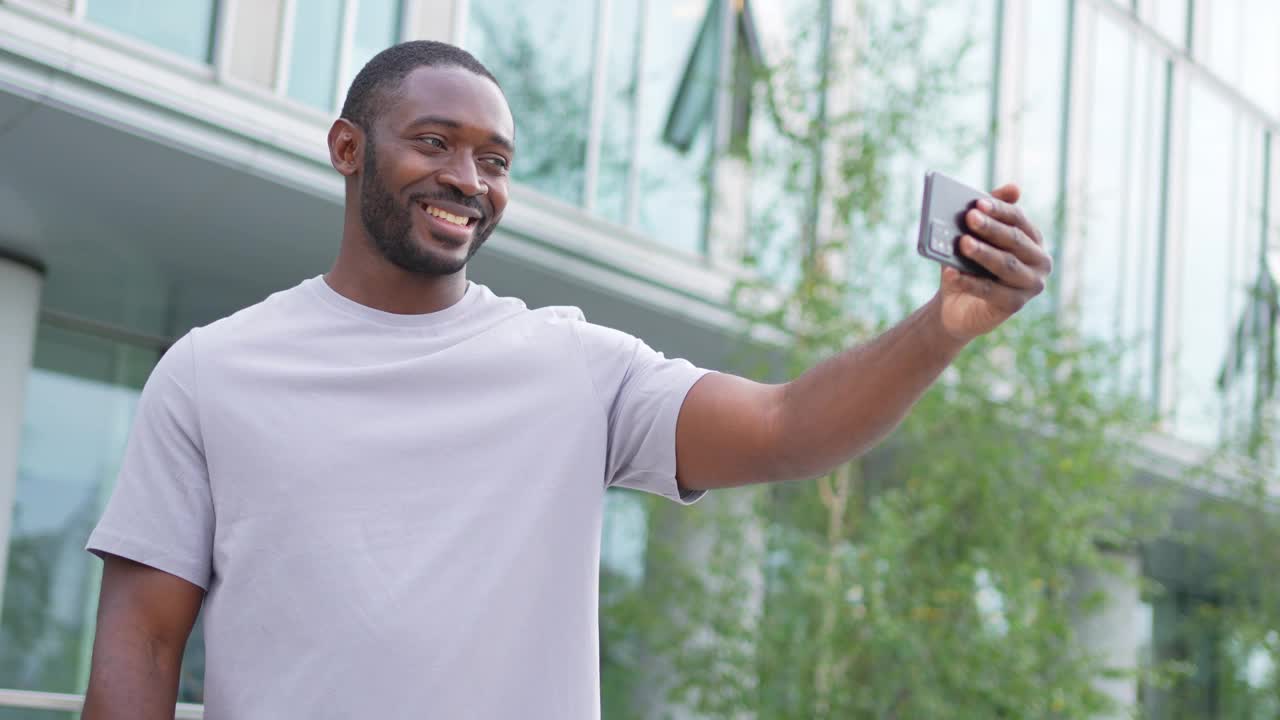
[599,1,1175,717]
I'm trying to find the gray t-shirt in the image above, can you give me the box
[86,275,710,719]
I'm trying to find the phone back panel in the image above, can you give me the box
[916,171,996,278]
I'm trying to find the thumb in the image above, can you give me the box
[991,184,1020,203]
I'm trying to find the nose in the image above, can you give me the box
[438,151,488,198]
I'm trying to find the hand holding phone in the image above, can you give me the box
[916,171,996,279]
[913,174,1053,341]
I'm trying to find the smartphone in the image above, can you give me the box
[916,171,996,279]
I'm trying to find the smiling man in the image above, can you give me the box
[81,41,1051,719]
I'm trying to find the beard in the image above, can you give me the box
[358,142,495,277]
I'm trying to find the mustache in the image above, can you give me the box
[409,189,486,220]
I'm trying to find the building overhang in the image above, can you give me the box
[0,0,748,368]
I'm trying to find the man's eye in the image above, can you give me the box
[420,137,445,149]
[485,157,510,170]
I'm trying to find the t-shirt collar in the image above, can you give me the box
[307,275,481,328]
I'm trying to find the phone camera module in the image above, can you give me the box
[929,219,955,256]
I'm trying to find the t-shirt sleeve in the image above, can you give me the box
[572,318,712,504]
[85,331,215,590]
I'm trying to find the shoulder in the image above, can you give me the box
[516,301,639,355]
[187,280,309,351]
[472,284,590,336]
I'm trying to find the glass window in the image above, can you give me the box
[1173,81,1240,445]
[0,325,205,708]
[85,0,218,62]
[629,0,721,254]
[467,0,724,253]
[1076,12,1132,349]
[1203,0,1244,90]
[341,0,403,98]
[1273,134,1280,261]
[917,0,996,185]
[1220,125,1266,441]
[1014,0,1068,210]
[286,0,344,110]
[834,0,997,308]
[746,0,821,287]
[1141,0,1188,50]
[1119,48,1168,399]
[593,0,645,227]
[1074,12,1165,401]
[467,0,596,206]
[1201,0,1280,117]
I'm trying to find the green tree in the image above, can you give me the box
[1162,266,1280,719]
[603,1,1167,717]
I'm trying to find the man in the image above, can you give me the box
[82,41,1050,719]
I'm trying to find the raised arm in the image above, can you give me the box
[82,554,204,720]
[675,184,1051,490]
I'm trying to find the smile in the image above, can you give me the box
[421,203,478,228]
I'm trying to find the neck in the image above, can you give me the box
[325,238,469,316]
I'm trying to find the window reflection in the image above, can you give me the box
[342,0,403,98]
[1074,12,1164,401]
[85,0,218,62]
[286,0,344,110]
[599,0,750,250]
[595,0,646,226]
[1076,13,1132,352]
[1015,0,1067,207]
[467,0,596,206]
[905,0,995,187]
[1120,51,1168,402]
[1203,0,1244,89]
[746,0,821,287]
[631,0,719,254]
[1174,82,1239,445]
[1240,0,1280,117]
[0,325,205,709]
[1219,126,1267,445]
[0,325,211,703]
[1142,0,1188,49]
[468,0,722,254]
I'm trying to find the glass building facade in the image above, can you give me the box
[0,0,1276,716]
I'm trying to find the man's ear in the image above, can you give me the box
[328,118,364,177]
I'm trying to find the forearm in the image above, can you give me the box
[770,294,967,480]
[81,627,185,719]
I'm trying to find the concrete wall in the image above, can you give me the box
[227,0,285,88]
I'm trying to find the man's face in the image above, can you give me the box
[358,66,514,276]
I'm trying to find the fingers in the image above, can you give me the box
[957,234,1045,293]
[964,206,1049,270]
[950,265,1035,314]
[969,197,1044,247]
[964,196,1053,277]
[988,194,1043,246]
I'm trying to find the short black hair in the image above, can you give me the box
[340,40,501,132]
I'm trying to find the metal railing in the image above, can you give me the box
[0,688,204,718]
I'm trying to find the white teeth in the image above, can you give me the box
[426,205,470,227]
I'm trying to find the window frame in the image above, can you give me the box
[271,0,411,114]
[461,0,749,257]
[1,0,223,75]
[1065,0,1280,429]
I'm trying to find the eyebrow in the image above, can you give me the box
[405,114,514,154]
